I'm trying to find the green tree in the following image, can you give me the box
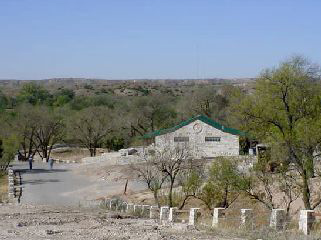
[231,56,321,209]
[5,105,38,161]
[53,88,75,107]
[0,136,19,174]
[199,157,245,209]
[0,89,8,111]
[17,83,51,105]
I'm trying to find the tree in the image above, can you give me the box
[132,146,199,207]
[124,96,177,137]
[17,83,51,105]
[131,153,167,207]
[69,106,113,156]
[153,146,194,207]
[231,56,321,209]
[4,105,38,161]
[33,106,65,161]
[0,136,19,174]
[178,86,229,123]
[240,159,300,214]
[198,157,244,210]
[53,88,75,107]
[0,89,8,111]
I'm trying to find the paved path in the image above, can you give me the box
[12,161,94,205]
[12,161,147,206]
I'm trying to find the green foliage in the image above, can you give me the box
[17,83,52,105]
[231,55,321,209]
[83,84,94,90]
[53,88,75,107]
[0,90,8,111]
[68,95,115,110]
[104,137,125,151]
[0,136,19,173]
[199,157,245,209]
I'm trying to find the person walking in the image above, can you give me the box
[28,156,33,170]
[48,157,54,170]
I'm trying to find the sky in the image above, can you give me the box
[0,0,321,80]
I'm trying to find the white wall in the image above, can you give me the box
[155,120,239,158]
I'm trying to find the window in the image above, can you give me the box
[205,137,221,142]
[174,137,189,142]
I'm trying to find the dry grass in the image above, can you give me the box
[50,147,91,162]
[0,174,8,203]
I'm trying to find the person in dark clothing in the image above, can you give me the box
[48,158,54,170]
[28,156,33,170]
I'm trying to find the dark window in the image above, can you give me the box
[174,137,189,142]
[205,137,221,142]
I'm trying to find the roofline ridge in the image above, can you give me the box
[142,115,245,138]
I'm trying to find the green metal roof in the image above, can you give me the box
[142,115,245,139]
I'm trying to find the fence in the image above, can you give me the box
[7,167,22,203]
[88,197,320,236]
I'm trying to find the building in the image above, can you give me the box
[143,115,245,159]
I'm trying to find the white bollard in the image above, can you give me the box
[160,206,170,222]
[240,209,253,228]
[168,207,178,222]
[109,199,113,210]
[299,210,315,235]
[212,208,225,227]
[189,208,200,226]
[150,206,159,219]
[270,209,286,230]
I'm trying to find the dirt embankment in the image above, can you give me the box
[0,204,242,240]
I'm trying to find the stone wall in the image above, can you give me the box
[155,120,239,158]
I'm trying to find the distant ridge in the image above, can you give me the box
[0,77,255,87]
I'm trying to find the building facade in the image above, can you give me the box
[143,115,244,159]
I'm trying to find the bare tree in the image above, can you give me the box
[131,152,167,207]
[69,106,113,156]
[33,106,65,161]
[153,146,194,207]
[7,105,38,161]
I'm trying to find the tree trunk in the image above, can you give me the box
[168,179,174,207]
[302,169,312,209]
[222,186,229,208]
[153,190,160,208]
[89,148,95,157]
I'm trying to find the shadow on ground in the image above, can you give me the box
[22,179,61,185]
[18,169,69,174]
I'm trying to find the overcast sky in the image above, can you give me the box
[0,0,320,79]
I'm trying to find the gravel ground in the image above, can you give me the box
[0,204,243,240]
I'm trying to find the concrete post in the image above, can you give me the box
[212,208,225,227]
[168,207,178,222]
[150,206,159,219]
[189,208,200,226]
[270,209,286,230]
[160,206,170,222]
[299,210,315,235]
[240,209,253,228]
[109,199,113,210]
